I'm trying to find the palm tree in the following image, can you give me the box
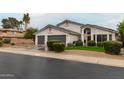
[23,13,30,31]
[19,21,23,30]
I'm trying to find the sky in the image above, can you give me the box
[0,13,124,30]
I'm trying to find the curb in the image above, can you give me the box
[0,48,123,68]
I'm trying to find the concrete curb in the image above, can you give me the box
[0,48,123,68]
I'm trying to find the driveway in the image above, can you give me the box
[0,52,124,79]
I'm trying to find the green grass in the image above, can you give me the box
[65,46,105,52]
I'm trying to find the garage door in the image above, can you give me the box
[37,36,45,44]
[48,35,66,43]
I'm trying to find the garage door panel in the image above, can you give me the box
[38,36,45,44]
[48,35,66,43]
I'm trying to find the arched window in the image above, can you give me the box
[84,28,91,34]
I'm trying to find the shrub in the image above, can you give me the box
[73,41,76,44]
[88,40,96,46]
[11,43,15,45]
[68,43,74,47]
[104,41,122,55]
[3,39,11,44]
[0,37,2,40]
[47,40,62,51]
[0,41,3,47]
[53,43,65,52]
[97,42,104,47]
[73,40,83,46]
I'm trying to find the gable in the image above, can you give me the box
[90,27,115,34]
[36,28,70,36]
[58,22,82,33]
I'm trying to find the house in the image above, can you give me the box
[0,28,34,45]
[34,20,117,47]
[0,28,25,40]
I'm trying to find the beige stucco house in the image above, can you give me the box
[34,20,117,47]
[0,28,25,39]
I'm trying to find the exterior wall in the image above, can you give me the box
[66,34,79,44]
[35,28,79,46]
[81,27,116,45]
[58,23,81,33]
[90,27,114,35]
[112,33,116,40]
[11,38,34,45]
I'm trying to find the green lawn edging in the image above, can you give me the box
[65,46,104,52]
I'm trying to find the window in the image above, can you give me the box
[103,35,107,41]
[84,28,91,34]
[97,34,107,42]
[109,34,112,40]
[93,35,95,41]
[87,36,91,41]
[97,35,102,42]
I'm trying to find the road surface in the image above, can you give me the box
[0,52,124,79]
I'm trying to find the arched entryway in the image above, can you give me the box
[83,28,91,45]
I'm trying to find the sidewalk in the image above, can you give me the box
[0,47,123,68]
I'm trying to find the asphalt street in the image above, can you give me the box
[0,52,124,79]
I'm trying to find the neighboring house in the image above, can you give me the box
[0,28,25,40]
[0,28,34,45]
[34,20,118,46]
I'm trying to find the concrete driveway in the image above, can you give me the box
[0,52,124,79]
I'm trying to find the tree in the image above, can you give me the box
[23,13,30,31]
[19,21,23,30]
[117,21,124,47]
[24,27,38,41]
[1,17,20,29]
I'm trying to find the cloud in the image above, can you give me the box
[29,13,124,30]
[98,13,124,29]
[29,13,72,29]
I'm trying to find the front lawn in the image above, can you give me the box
[65,46,105,52]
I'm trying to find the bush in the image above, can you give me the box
[73,41,76,44]
[53,43,65,52]
[0,41,3,47]
[11,43,15,45]
[68,43,74,47]
[104,41,122,55]
[97,42,104,47]
[88,40,96,46]
[47,40,62,51]
[3,39,11,44]
[73,40,83,46]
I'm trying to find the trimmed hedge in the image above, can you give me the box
[97,42,104,47]
[104,41,122,55]
[73,40,83,46]
[47,40,62,51]
[88,40,96,46]
[53,43,65,52]
[0,41,3,47]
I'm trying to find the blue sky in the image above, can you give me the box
[0,13,124,30]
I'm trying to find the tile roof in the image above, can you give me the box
[57,19,117,33]
[33,24,80,36]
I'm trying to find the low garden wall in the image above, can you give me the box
[11,38,34,45]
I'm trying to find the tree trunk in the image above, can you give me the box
[25,23,28,31]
